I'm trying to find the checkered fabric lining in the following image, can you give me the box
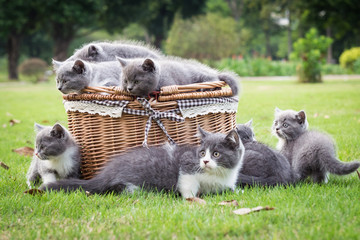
[84,97,237,146]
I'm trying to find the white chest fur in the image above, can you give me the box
[45,147,77,177]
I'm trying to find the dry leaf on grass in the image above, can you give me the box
[9,119,21,126]
[12,146,34,157]
[41,120,50,124]
[218,200,239,207]
[6,112,13,117]
[24,189,44,196]
[186,197,207,205]
[2,124,6,128]
[0,162,9,170]
[233,206,275,215]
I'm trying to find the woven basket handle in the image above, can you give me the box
[160,81,227,95]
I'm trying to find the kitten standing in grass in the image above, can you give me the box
[52,59,122,94]
[117,57,239,97]
[273,108,360,183]
[67,41,163,62]
[236,120,294,186]
[26,123,81,188]
[41,127,244,198]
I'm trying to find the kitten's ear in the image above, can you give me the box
[72,60,85,74]
[225,129,240,149]
[142,59,155,72]
[197,126,209,139]
[88,45,98,57]
[244,119,253,128]
[296,110,306,125]
[50,124,65,138]
[275,107,282,114]
[52,59,63,71]
[34,123,45,132]
[116,57,128,68]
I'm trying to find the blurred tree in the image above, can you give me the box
[0,0,43,80]
[165,13,238,60]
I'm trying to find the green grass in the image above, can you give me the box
[1,79,359,239]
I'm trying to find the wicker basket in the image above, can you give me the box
[63,81,238,179]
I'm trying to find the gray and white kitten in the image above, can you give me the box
[236,120,294,186]
[273,108,360,183]
[67,41,163,62]
[41,127,245,198]
[26,123,81,188]
[117,57,239,97]
[52,59,122,94]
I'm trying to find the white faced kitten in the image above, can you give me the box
[52,59,122,94]
[273,108,360,183]
[117,57,239,97]
[67,41,163,62]
[41,127,245,198]
[26,123,81,188]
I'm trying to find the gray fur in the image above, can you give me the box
[26,123,81,188]
[273,108,360,183]
[41,128,244,198]
[67,40,163,62]
[236,121,294,186]
[117,57,239,97]
[53,59,122,94]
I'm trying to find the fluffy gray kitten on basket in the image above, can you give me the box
[273,108,360,183]
[236,120,294,186]
[26,123,81,188]
[67,40,163,62]
[116,57,239,97]
[52,59,122,94]
[41,127,245,198]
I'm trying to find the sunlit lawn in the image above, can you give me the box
[0,78,359,239]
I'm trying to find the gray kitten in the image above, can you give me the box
[273,108,360,183]
[236,120,294,186]
[117,57,239,97]
[52,59,122,94]
[26,123,81,188]
[41,127,245,198]
[67,41,163,62]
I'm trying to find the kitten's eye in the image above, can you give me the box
[134,80,139,84]
[199,150,206,157]
[213,152,220,158]
[282,123,288,128]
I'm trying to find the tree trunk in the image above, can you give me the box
[53,38,73,61]
[264,29,271,59]
[154,34,163,49]
[7,33,21,80]
[326,27,333,64]
[287,9,292,60]
[51,23,75,61]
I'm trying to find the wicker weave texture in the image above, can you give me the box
[68,110,236,179]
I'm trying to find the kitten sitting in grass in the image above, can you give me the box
[41,127,245,198]
[117,57,239,97]
[67,40,163,62]
[273,108,360,183]
[236,120,294,186]
[52,59,121,94]
[26,123,81,188]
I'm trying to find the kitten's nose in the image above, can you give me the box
[276,128,280,131]
[58,86,62,91]
[127,87,133,91]
[203,160,209,165]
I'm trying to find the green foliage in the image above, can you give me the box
[165,13,238,60]
[290,28,332,83]
[339,47,360,71]
[18,58,49,83]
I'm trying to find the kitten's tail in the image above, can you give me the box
[40,175,125,194]
[218,72,240,96]
[323,157,360,175]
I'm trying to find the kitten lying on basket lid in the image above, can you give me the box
[40,127,245,199]
[27,123,81,188]
[52,59,122,94]
[273,108,360,183]
[117,56,239,98]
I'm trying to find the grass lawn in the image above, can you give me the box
[0,79,359,239]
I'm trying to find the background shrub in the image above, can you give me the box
[18,58,49,83]
[339,47,360,71]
